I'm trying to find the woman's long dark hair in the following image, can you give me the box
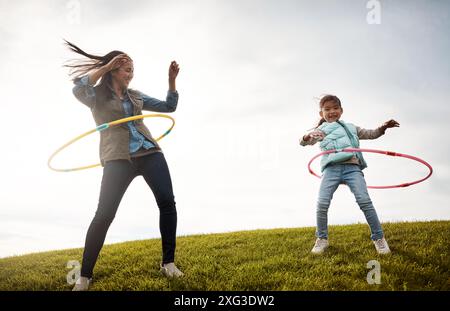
[63,39,126,86]
[315,94,342,128]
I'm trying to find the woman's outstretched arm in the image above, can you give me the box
[142,61,180,112]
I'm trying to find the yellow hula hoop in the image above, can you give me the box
[48,114,175,172]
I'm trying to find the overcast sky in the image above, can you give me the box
[0,0,449,258]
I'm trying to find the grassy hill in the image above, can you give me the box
[0,221,449,291]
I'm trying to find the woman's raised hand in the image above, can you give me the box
[87,54,131,87]
[105,54,132,72]
[169,61,180,81]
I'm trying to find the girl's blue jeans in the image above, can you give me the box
[316,163,384,241]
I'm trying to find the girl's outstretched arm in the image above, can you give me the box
[357,119,400,140]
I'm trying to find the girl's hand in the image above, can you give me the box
[303,130,325,142]
[169,61,180,81]
[303,133,312,142]
[381,119,400,132]
[104,54,131,72]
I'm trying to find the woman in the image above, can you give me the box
[64,41,183,291]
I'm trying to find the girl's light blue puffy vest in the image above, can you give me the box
[318,120,368,172]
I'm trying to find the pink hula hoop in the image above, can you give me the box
[308,148,433,189]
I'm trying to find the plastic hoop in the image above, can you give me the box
[308,148,433,189]
[48,114,175,172]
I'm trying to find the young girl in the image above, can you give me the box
[300,95,399,255]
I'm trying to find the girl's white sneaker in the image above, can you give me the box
[311,238,329,254]
[373,238,391,254]
[72,276,92,291]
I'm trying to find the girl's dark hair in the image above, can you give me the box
[63,39,127,86]
[316,94,342,127]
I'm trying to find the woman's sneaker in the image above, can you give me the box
[311,238,329,254]
[160,262,184,278]
[373,237,391,254]
[72,276,92,291]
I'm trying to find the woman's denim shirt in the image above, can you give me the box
[73,75,178,154]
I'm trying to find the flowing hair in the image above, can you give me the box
[63,39,127,87]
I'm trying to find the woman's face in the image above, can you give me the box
[111,59,134,88]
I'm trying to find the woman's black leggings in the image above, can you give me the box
[80,152,177,278]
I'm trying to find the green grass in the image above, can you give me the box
[0,221,449,291]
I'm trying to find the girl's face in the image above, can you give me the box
[111,60,134,89]
[320,100,343,123]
